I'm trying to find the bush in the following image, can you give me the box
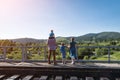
[7,54,13,59]
[66,52,71,60]
[56,55,61,60]
[95,48,111,56]
[77,48,94,59]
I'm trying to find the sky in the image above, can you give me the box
[0,0,120,39]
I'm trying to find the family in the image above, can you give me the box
[47,30,77,65]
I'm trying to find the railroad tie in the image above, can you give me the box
[86,77,94,80]
[0,75,6,79]
[22,75,34,80]
[6,75,20,80]
[55,76,62,80]
[70,76,78,80]
[100,77,110,80]
[39,76,48,80]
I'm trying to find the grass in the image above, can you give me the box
[110,51,120,60]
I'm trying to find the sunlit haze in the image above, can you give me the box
[0,0,120,39]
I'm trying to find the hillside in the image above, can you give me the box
[76,32,120,41]
[11,38,46,43]
[10,32,120,43]
[57,32,120,42]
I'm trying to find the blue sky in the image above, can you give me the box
[0,0,120,39]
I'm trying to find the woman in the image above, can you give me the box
[69,37,77,64]
[47,37,57,65]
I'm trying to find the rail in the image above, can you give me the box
[0,46,120,63]
[0,66,120,80]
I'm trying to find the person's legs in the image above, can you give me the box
[53,50,57,65]
[62,53,64,64]
[62,58,66,64]
[62,58,64,64]
[48,50,51,64]
[70,49,75,64]
[71,57,75,64]
[72,58,75,64]
[62,53,66,64]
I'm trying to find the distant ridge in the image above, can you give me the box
[8,32,120,43]
[57,32,120,42]
[11,38,46,43]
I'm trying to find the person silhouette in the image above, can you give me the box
[47,36,57,65]
[69,37,77,64]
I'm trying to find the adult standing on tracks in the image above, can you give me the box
[69,37,77,64]
[47,36,57,65]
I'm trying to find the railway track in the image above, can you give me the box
[0,66,120,80]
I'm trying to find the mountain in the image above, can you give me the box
[11,38,46,43]
[95,32,120,40]
[9,32,120,43]
[56,32,120,42]
[75,33,96,41]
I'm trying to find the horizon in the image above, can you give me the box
[0,31,119,40]
[0,0,120,39]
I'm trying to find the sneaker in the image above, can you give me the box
[71,62,75,64]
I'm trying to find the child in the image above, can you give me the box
[60,42,66,64]
[49,30,55,37]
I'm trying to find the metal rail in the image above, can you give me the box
[0,46,120,63]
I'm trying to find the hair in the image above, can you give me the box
[49,36,55,39]
[71,37,74,41]
[61,42,64,45]
[51,30,53,32]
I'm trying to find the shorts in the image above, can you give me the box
[48,46,56,50]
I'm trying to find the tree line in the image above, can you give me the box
[0,39,120,60]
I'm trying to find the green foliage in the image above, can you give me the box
[77,48,94,59]
[66,52,71,59]
[56,37,69,45]
[1,36,120,61]
[7,51,22,60]
[95,48,114,56]
[56,55,61,60]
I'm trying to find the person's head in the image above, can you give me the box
[71,37,74,42]
[61,42,64,46]
[51,30,53,33]
[49,36,54,39]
